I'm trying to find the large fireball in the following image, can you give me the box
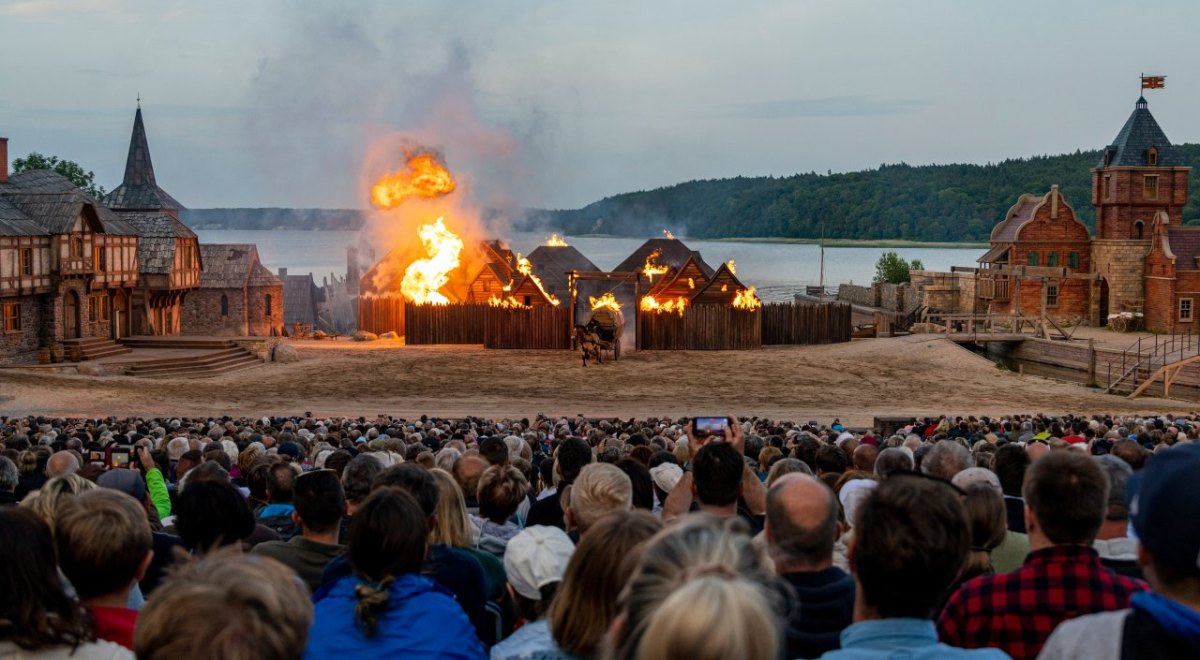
[371,152,456,208]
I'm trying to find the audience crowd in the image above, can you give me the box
[1,411,1198,659]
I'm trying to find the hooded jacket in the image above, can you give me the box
[305,573,485,659]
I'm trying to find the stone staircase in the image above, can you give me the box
[119,337,263,378]
[61,337,132,361]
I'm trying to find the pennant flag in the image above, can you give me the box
[1142,75,1166,89]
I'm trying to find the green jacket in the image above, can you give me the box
[145,467,171,520]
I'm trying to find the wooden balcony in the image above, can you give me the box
[59,256,93,276]
[977,276,1011,302]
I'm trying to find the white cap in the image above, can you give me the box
[503,525,575,600]
[650,463,683,493]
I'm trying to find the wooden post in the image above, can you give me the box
[1088,338,1096,384]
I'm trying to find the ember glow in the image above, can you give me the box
[727,260,736,275]
[589,292,622,312]
[400,218,463,305]
[488,295,527,309]
[732,287,762,310]
[643,249,670,283]
[545,233,569,247]
[370,153,456,208]
[663,229,675,240]
[641,294,688,316]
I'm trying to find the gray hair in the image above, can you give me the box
[875,447,914,478]
[0,456,18,492]
[1094,454,1133,520]
[167,437,190,461]
[921,440,974,481]
[434,448,462,473]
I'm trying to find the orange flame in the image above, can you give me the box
[488,295,528,309]
[370,153,456,208]
[641,294,687,316]
[589,292,622,312]
[515,254,561,306]
[643,249,670,283]
[727,260,736,275]
[545,233,569,247]
[401,218,463,305]
[732,287,762,310]
[663,229,675,240]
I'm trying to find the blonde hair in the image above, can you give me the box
[549,511,663,658]
[20,473,96,531]
[569,463,633,535]
[429,468,474,548]
[134,552,312,660]
[607,515,780,660]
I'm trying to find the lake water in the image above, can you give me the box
[196,229,985,303]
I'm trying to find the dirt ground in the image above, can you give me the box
[0,335,1193,426]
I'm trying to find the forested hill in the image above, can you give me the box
[524,144,1200,242]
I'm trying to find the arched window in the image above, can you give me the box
[1027,251,1039,267]
[220,294,229,317]
[1148,147,1158,166]
[1135,221,1145,240]
[264,294,273,318]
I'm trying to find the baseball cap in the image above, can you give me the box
[503,525,575,600]
[1128,443,1200,576]
[277,442,303,459]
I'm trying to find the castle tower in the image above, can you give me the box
[1090,97,1190,322]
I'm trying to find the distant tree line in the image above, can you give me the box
[522,144,1200,242]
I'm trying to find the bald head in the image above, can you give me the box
[453,455,489,502]
[852,444,878,473]
[1026,442,1050,463]
[765,473,839,572]
[47,451,80,478]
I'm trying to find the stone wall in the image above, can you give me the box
[837,283,876,308]
[1091,239,1150,324]
[0,293,45,364]
[182,288,247,336]
[877,282,916,313]
[250,284,284,337]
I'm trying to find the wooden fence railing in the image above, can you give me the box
[761,302,851,345]
[404,303,486,345]
[357,296,405,337]
[639,305,762,350]
[485,306,572,349]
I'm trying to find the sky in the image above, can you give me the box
[2,0,1199,211]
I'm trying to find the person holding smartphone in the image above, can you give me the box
[662,416,767,532]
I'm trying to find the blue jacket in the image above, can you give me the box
[305,573,486,659]
[820,619,1010,660]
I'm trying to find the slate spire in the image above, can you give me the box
[105,104,185,214]
[1099,97,1182,168]
[122,105,157,187]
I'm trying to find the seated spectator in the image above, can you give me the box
[252,468,346,592]
[922,440,973,481]
[939,452,1147,659]
[46,450,80,478]
[614,458,654,512]
[956,482,1007,588]
[473,465,529,557]
[258,462,300,539]
[526,438,592,529]
[548,511,663,659]
[607,515,782,660]
[428,467,507,602]
[174,479,257,555]
[0,507,133,659]
[821,473,1007,659]
[134,553,312,660]
[565,463,632,539]
[663,420,767,532]
[852,444,877,473]
[0,456,19,505]
[1039,443,1200,659]
[491,526,575,660]
[21,473,96,530]
[952,468,1029,574]
[767,457,812,487]
[306,489,485,658]
[1092,455,1140,579]
[341,453,382,517]
[55,489,153,649]
[994,444,1030,534]
[454,454,490,515]
[765,473,855,659]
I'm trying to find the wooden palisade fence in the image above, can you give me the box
[639,305,762,350]
[484,306,572,349]
[761,302,851,345]
[404,303,486,344]
[357,296,405,337]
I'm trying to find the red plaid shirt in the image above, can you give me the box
[937,544,1147,660]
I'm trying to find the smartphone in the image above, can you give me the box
[110,445,132,469]
[87,450,105,465]
[693,417,730,438]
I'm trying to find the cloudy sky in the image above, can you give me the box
[2,0,1198,211]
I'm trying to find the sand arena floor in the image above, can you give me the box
[0,335,1192,426]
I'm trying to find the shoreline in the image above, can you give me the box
[563,234,988,249]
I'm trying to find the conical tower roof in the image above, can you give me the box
[1099,97,1183,168]
[106,105,185,215]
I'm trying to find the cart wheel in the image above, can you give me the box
[1111,317,1127,333]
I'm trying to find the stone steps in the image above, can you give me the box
[124,345,263,379]
[61,337,132,361]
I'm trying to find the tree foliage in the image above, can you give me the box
[874,251,923,283]
[11,152,107,199]
[525,144,1200,242]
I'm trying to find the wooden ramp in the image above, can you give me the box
[1128,354,1200,399]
